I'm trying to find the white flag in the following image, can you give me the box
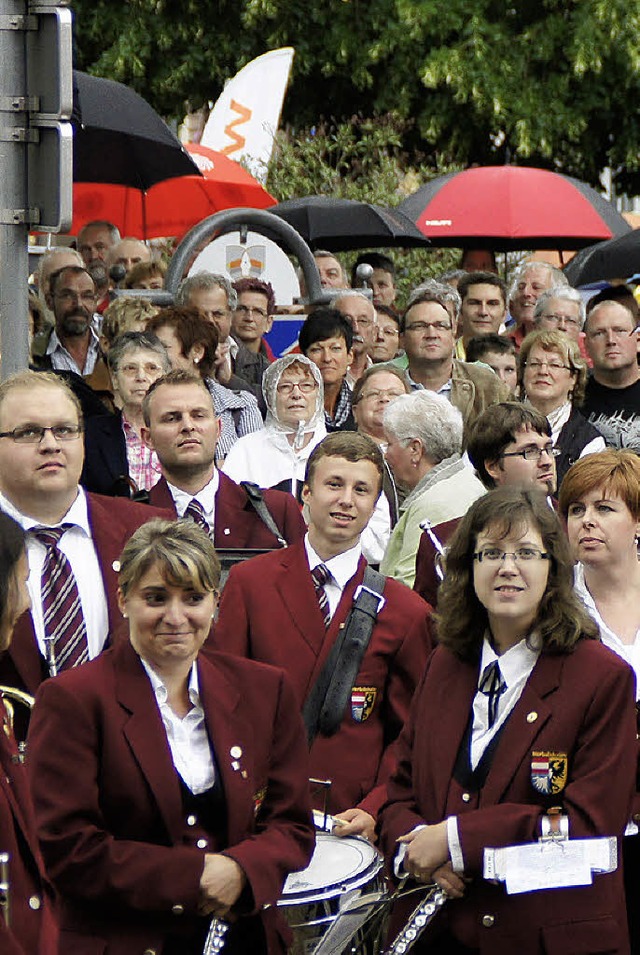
[201,48,294,184]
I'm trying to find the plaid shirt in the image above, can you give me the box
[206,378,263,463]
[122,413,162,491]
[325,378,353,429]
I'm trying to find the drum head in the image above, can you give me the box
[280,832,382,906]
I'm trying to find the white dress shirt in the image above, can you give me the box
[304,535,361,619]
[140,657,216,794]
[167,470,220,534]
[0,488,109,660]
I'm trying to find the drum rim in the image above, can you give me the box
[278,832,383,906]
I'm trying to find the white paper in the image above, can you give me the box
[483,837,617,895]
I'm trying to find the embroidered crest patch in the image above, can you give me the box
[531,751,568,795]
[351,687,377,723]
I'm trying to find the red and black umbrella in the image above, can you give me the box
[399,166,631,251]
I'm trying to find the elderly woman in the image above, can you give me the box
[380,390,485,587]
[518,329,604,486]
[222,354,326,500]
[81,331,170,496]
[27,519,314,955]
[560,450,640,951]
[147,306,263,464]
[0,512,58,955]
[379,488,636,955]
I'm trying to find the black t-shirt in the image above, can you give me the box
[582,376,640,452]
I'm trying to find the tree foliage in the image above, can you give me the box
[71,0,640,193]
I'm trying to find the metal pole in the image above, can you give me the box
[0,0,30,379]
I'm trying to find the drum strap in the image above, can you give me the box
[303,566,386,745]
[241,481,287,548]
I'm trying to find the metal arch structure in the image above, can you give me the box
[164,207,329,305]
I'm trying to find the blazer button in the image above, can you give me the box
[197,838,208,849]
[143,950,157,955]
[28,894,41,910]
[481,914,495,928]
[633,813,640,823]
[172,904,185,916]
[461,792,471,803]
[186,815,197,826]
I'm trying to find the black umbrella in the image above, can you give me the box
[72,71,200,189]
[267,196,431,251]
[564,229,640,286]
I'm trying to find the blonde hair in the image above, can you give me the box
[118,519,221,596]
[0,370,82,424]
[518,328,588,407]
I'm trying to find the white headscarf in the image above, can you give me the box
[262,354,325,452]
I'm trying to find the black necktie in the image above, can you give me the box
[479,660,506,729]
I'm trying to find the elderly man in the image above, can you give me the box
[176,271,269,403]
[534,285,585,343]
[582,300,640,452]
[76,220,120,266]
[33,265,101,377]
[455,271,508,359]
[507,260,568,349]
[391,282,509,434]
[334,290,377,385]
[106,237,151,276]
[0,371,171,696]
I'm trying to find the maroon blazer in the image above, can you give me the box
[378,641,637,955]
[148,472,306,549]
[413,516,461,608]
[27,640,314,955]
[214,541,434,817]
[0,492,173,695]
[0,698,57,955]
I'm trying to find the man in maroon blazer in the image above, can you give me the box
[142,372,305,548]
[0,371,171,695]
[215,431,433,841]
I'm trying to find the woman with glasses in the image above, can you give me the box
[518,329,604,487]
[222,355,326,502]
[560,450,640,952]
[379,487,636,955]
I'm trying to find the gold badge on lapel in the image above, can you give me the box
[351,687,376,723]
[531,751,568,795]
[253,786,267,817]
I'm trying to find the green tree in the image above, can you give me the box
[71,0,640,193]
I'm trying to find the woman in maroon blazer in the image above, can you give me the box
[0,511,58,955]
[379,487,636,955]
[27,519,314,955]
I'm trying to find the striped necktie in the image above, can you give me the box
[184,498,211,536]
[311,563,332,629]
[32,525,89,673]
[479,660,507,729]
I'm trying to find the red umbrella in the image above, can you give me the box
[399,166,631,251]
[71,144,274,239]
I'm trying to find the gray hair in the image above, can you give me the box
[334,290,376,314]
[175,271,237,310]
[406,279,462,322]
[77,220,121,245]
[107,331,171,374]
[534,285,585,328]
[508,260,568,302]
[383,390,463,463]
[36,246,83,287]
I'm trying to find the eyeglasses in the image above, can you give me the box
[473,546,550,563]
[358,389,405,402]
[276,381,317,396]
[404,321,452,333]
[0,424,83,444]
[235,304,268,319]
[54,290,96,305]
[539,314,581,328]
[120,362,164,377]
[501,444,560,462]
[524,359,571,373]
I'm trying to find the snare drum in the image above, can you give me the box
[278,829,385,955]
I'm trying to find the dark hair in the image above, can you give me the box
[232,277,276,315]
[374,304,400,327]
[436,487,598,662]
[147,306,219,378]
[350,252,395,285]
[304,431,384,494]
[142,370,211,427]
[457,270,506,303]
[48,264,94,297]
[0,511,26,650]
[299,307,354,353]
[466,333,516,363]
[467,402,551,489]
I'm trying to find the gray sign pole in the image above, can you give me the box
[0,0,30,378]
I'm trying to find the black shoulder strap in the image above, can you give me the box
[240,481,287,548]
[302,566,386,746]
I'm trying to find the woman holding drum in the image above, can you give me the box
[379,487,636,955]
[27,519,314,955]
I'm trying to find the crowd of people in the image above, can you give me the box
[2,220,640,954]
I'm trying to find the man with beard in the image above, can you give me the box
[36,265,101,377]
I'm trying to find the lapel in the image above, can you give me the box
[7,613,47,693]
[479,652,562,805]
[148,477,177,514]
[214,473,253,546]
[86,493,126,630]
[114,642,185,843]
[197,658,255,845]
[432,653,479,815]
